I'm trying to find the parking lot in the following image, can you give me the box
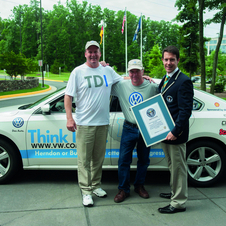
[1,170,226,226]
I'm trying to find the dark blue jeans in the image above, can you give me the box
[118,122,150,193]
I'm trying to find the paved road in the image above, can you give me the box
[0,170,226,226]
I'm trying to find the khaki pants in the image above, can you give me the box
[161,142,188,209]
[76,125,108,195]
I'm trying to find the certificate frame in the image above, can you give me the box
[131,93,175,147]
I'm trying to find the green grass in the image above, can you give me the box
[0,70,70,81]
[0,84,49,96]
[27,72,70,81]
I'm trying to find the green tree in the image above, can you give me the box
[145,20,180,52]
[198,0,206,91]
[206,51,226,80]
[50,59,60,74]
[0,51,28,79]
[0,1,184,74]
[0,18,7,54]
[103,8,121,69]
[19,4,39,58]
[175,0,199,78]
[2,19,20,54]
[145,44,165,78]
[206,1,226,94]
[67,0,102,70]
[44,4,70,70]
[175,0,226,92]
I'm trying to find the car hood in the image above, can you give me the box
[0,105,21,116]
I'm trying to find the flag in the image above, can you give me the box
[133,17,141,41]
[122,10,126,34]
[100,26,103,45]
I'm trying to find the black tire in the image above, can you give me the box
[187,140,226,187]
[0,139,21,184]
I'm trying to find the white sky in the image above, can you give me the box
[0,0,224,38]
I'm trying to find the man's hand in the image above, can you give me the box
[66,118,77,132]
[143,75,155,83]
[100,61,109,67]
[165,132,177,141]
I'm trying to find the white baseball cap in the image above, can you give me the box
[85,40,100,50]
[128,59,143,71]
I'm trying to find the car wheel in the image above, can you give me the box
[0,140,21,184]
[187,141,226,187]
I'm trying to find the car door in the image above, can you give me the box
[26,94,111,168]
[25,95,77,167]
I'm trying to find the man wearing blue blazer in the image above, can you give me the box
[158,46,194,214]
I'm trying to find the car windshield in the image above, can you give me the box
[19,87,66,110]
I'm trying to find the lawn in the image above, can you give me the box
[0,84,49,96]
[0,70,71,81]
[27,71,71,81]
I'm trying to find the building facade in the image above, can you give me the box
[206,35,226,56]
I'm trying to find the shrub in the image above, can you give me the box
[214,76,226,93]
[50,59,60,74]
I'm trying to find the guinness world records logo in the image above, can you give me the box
[146,108,156,117]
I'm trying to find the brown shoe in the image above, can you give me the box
[114,190,130,203]
[134,185,149,199]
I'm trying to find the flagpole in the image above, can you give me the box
[140,14,142,63]
[125,8,127,75]
[103,23,105,61]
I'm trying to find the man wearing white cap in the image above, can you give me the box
[64,40,123,207]
[112,59,158,203]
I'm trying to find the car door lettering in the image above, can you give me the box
[28,129,75,143]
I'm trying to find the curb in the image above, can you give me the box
[0,86,52,100]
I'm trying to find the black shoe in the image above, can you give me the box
[159,192,172,199]
[158,204,186,214]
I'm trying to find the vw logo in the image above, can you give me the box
[129,92,143,106]
[146,108,156,117]
[12,117,24,128]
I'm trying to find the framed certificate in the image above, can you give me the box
[131,94,175,147]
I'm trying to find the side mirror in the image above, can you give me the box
[41,104,51,115]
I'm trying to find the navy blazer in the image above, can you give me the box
[159,70,194,144]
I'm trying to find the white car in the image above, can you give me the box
[1,86,226,187]
[191,76,201,83]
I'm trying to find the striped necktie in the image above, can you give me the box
[161,75,170,92]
